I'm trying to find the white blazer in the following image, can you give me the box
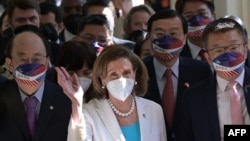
[67,96,167,141]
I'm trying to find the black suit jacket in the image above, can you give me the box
[143,56,212,141]
[0,80,71,141]
[180,43,192,58]
[180,41,250,67]
[175,67,250,141]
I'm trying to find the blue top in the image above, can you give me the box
[121,120,141,141]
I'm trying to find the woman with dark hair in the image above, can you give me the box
[47,40,96,102]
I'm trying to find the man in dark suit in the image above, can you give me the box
[81,0,135,50]
[0,29,71,141]
[175,0,215,61]
[175,17,250,141]
[143,9,212,141]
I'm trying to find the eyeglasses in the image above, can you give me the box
[11,55,47,65]
[207,44,245,55]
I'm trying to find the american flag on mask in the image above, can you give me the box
[15,64,46,87]
[153,44,183,60]
[213,53,245,78]
[152,36,183,60]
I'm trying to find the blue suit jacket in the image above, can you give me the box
[143,56,212,141]
[175,67,250,141]
[0,80,71,141]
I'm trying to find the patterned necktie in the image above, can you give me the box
[227,81,243,124]
[24,96,38,137]
[199,49,207,62]
[162,69,175,129]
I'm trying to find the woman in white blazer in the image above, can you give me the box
[56,45,167,141]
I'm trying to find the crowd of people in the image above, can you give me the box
[0,0,249,141]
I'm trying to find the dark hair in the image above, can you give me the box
[60,0,84,17]
[92,45,149,99]
[7,0,40,18]
[202,17,248,48]
[56,40,96,71]
[82,0,116,17]
[78,14,112,35]
[5,27,50,58]
[40,2,63,24]
[175,0,215,15]
[147,9,188,34]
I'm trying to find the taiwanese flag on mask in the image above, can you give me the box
[187,15,210,40]
[152,35,183,60]
[212,52,245,79]
[14,63,46,87]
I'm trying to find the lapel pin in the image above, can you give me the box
[49,106,54,110]
[184,82,190,88]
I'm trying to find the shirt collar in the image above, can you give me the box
[64,29,75,42]
[153,57,179,79]
[217,69,245,92]
[20,82,45,103]
[187,40,204,58]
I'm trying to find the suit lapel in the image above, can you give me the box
[7,80,31,140]
[95,99,125,141]
[243,67,250,116]
[205,77,221,140]
[34,81,55,140]
[144,57,162,105]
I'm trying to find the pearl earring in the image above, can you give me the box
[135,81,137,85]
[102,85,105,89]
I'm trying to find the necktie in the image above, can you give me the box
[227,81,243,124]
[199,49,207,62]
[24,96,38,137]
[162,69,175,129]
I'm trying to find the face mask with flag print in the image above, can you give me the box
[187,15,210,40]
[152,35,183,60]
[91,41,105,56]
[14,63,46,87]
[212,52,245,79]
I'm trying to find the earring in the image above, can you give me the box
[135,81,137,85]
[102,85,105,89]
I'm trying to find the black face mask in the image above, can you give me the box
[63,14,84,35]
[40,23,58,42]
[127,29,147,43]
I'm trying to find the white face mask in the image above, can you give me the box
[78,77,92,92]
[106,78,135,102]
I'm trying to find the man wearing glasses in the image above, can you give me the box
[0,30,71,141]
[176,18,250,141]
